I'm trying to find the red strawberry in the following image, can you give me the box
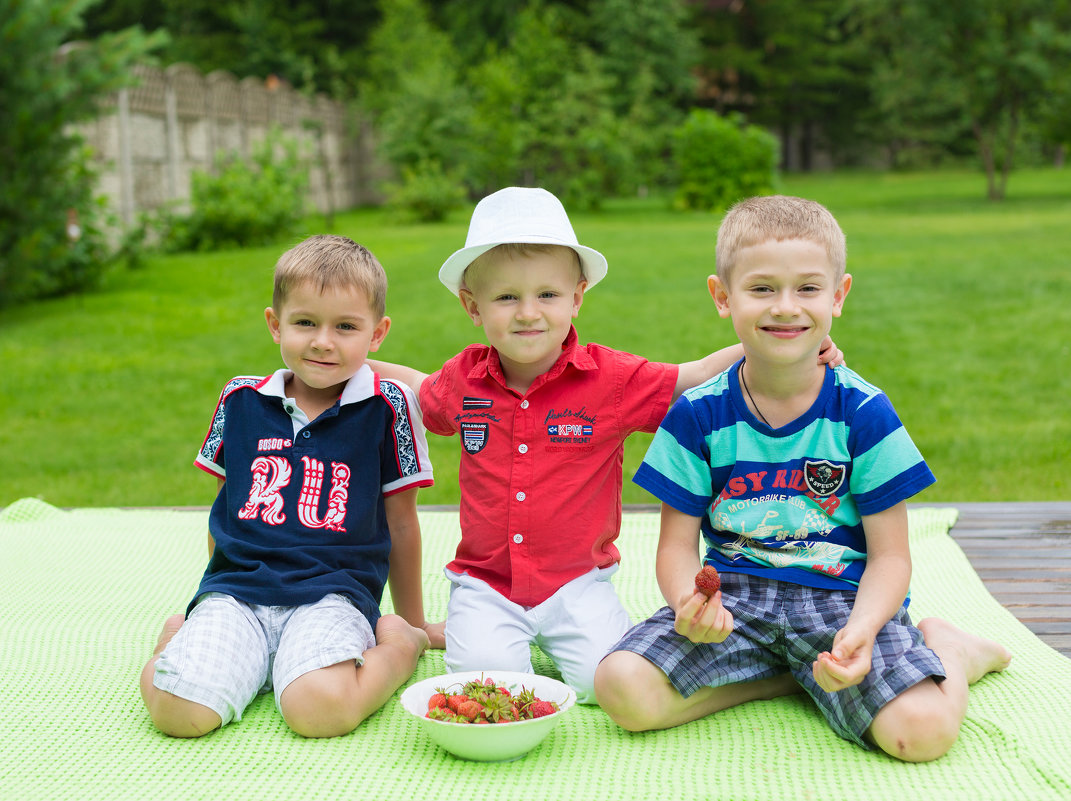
[446,694,466,714]
[427,692,449,711]
[527,700,558,718]
[457,699,484,721]
[694,565,721,597]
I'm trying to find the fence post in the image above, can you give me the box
[165,78,181,204]
[116,87,135,226]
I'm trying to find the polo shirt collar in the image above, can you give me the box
[257,364,377,407]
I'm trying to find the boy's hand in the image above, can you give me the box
[818,336,845,368]
[674,589,734,644]
[812,626,873,692]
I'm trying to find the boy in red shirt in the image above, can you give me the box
[372,187,841,703]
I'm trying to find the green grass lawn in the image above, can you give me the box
[2,168,1068,508]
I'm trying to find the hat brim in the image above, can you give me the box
[438,239,608,295]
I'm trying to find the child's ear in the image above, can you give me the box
[265,307,282,343]
[368,315,391,352]
[832,273,852,317]
[458,288,482,326]
[572,279,587,318]
[707,276,732,319]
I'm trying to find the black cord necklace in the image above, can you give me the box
[739,363,772,427]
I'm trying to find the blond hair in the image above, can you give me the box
[716,195,846,282]
[272,235,388,318]
[462,243,583,291]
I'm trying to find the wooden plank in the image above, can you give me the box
[942,502,1071,659]
[1040,634,1071,651]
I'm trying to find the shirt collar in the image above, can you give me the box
[257,364,377,407]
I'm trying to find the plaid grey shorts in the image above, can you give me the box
[153,592,376,726]
[609,572,946,747]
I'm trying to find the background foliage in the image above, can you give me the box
[0,0,162,306]
[7,0,1071,305]
[672,109,780,212]
[76,0,1071,178]
[151,129,310,252]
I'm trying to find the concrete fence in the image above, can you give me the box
[77,63,388,226]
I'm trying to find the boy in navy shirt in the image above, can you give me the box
[140,235,438,738]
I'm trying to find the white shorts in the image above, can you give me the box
[444,566,632,704]
[152,592,376,726]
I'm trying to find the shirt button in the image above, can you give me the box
[513,534,523,544]
[518,444,528,454]
[285,405,295,414]
[515,491,526,502]
[302,431,311,439]
[520,400,529,409]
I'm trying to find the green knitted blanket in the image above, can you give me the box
[1,500,1068,801]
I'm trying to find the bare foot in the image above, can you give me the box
[375,614,430,660]
[918,617,1012,684]
[153,614,186,656]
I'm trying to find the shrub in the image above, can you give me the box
[672,109,780,212]
[385,159,466,222]
[162,128,309,252]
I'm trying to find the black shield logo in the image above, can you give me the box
[460,421,489,454]
[804,460,846,496]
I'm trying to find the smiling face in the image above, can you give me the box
[458,246,586,393]
[265,279,390,410]
[709,237,851,370]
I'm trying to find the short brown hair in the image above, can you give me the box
[716,195,846,283]
[272,235,388,318]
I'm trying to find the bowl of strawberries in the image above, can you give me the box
[399,670,577,762]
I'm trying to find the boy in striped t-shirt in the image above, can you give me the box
[595,196,1010,762]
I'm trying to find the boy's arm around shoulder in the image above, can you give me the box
[367,359,429,394]
[673,344,744,402]
[384,489,445,649]
[656,503,733,644]
[812,501,912,692]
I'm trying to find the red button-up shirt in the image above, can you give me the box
[420,327,678,606]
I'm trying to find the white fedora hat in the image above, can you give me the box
[438,187,608,295]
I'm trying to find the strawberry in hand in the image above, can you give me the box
[674,564,732,644]
[694,565,721,596]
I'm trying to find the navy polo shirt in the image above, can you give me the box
[193,366,433,627]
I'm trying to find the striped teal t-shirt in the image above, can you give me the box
[633,361,936,592]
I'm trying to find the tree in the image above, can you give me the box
[587,0,699,190]
[0,0,162,306]
[466,4,631,208]
[358,0,472,219]
[690,0,874,169]
[82,0,383,98]
[855,0,1071,199]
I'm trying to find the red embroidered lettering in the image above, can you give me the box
[297,456,350,532]
[238,456,291,525]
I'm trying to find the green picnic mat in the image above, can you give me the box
[1,499,1069,801]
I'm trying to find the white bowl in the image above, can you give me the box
[399,670,577,762]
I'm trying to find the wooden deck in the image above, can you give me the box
[932,502,1071,659]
